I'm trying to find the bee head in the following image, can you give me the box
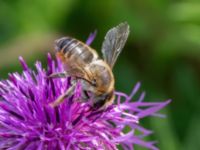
[93,91,115,109]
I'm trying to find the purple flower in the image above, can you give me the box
[0,33,170,150]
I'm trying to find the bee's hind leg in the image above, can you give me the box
[47,72,68,79]
[49,83,76,107]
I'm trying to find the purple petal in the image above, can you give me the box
[85,30,97,45]
[19,56,29,71]
[137,99,171,118]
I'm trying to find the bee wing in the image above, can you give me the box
[63,62,93,84]
[101,22,130,69]
[63,63,84,77]
[56,51,93,84]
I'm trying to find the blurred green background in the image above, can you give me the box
[0,0,199,149]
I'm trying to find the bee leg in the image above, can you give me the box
[83,90,90,99]
[49,83,76,107]
[47,72,68,79]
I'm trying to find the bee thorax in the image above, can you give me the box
[89,60,115,93]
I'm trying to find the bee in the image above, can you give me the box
[49,22,130,109]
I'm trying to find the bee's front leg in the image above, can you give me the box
[49,83,76,107]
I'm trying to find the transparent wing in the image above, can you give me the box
[63,62,90,80]
[101,22,130,69]
[56,52,92,84]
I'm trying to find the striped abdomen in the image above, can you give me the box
[55,37,98,65]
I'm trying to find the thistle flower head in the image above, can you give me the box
[0,33,170,150]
